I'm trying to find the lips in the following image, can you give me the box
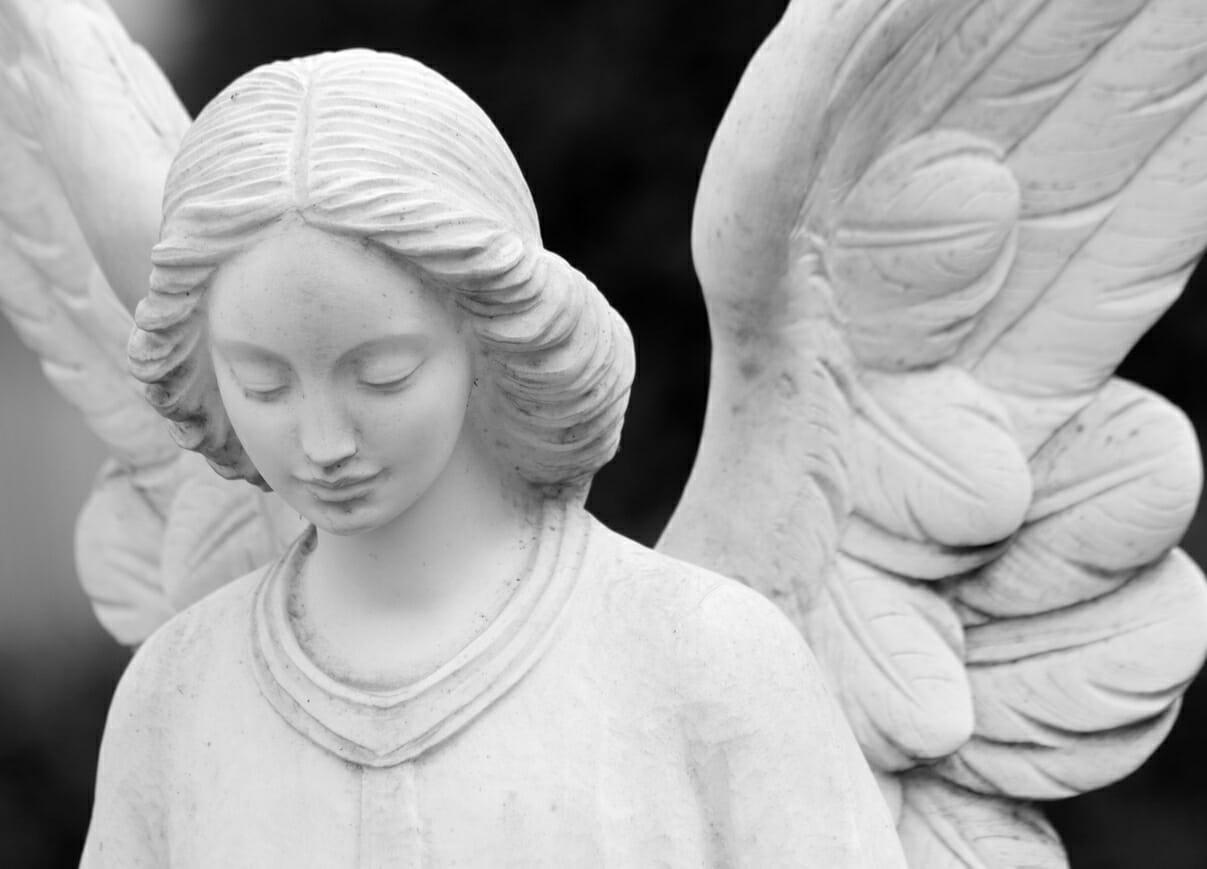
[299,472,380,502]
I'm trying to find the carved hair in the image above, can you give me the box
[129,50,634,494]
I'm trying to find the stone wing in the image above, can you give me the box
[0,0,290,643]
[659,1,1207,865]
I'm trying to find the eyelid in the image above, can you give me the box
[360,371,417,392]
[357,357,424,387]
[238,378,289,390]
[225,362,291,398]
[241,384,289,402]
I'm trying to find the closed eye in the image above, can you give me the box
[241,385,289,403]
[360,373,416,394]
[359,359,424,393]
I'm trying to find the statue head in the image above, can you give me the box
[128,49,634,508]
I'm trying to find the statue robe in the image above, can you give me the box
[81,504,905,867]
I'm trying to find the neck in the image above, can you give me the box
[312,437,543,612]
[297,432,550,687]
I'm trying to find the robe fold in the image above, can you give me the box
[81,504,906,867]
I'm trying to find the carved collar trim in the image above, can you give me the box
[249,501,590,767]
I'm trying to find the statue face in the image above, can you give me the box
[207,222,477,536]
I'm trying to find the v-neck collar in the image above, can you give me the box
[249,501,591,767]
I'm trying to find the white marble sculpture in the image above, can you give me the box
[1,0,1206,866]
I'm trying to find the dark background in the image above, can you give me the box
[2,0,1206,865]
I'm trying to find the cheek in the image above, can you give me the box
[370,367,473,474]
[398,381,468,461]
[213,379,292,481]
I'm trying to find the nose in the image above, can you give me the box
[298,392,358,470]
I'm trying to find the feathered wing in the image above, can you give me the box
[0,0,294,644]
[660,0,1207,864]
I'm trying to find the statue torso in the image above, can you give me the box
[84,506,900,867]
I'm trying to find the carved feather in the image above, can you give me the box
[159,454,303,614]
[0,0,189,310]
[955,0,1207,450]
[0,1,296,644]
[667,0,1207,864]
[0,53,176,480]
[897,772,1067,868]
[849,369,1030,558]
[959,380,1201,617]
[943,382,1207,799]
[0,3,340,646]
[74,461,174,644]
[946,550,1207,798]
[804,556,973,771]
[0,2,192,636]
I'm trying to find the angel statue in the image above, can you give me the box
[1,0,1206,865]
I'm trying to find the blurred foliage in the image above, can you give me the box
[3,0,1206,865]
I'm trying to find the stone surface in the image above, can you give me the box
[0,31,904,866]
[83,508,903,866]
[660,0,1207,865]
[2,1,1207,866]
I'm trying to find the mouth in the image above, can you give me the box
[299,472,381,502]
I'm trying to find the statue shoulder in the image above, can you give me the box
[587,521,902,866]
[588,518,827,705]
[82,564,267,862]
[110,566,267,719]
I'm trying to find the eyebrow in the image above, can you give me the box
[211,334,431,367]
[211,340,291,366]
[338,335,431,365]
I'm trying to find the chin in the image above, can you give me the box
[304,497,392,537]
[281,476,423,538]
[315,518,379,537]
[307,493,422,537]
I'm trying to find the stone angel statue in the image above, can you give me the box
[1,0,1206,866]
